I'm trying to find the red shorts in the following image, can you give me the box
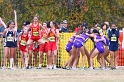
[28,45,39,52]
[48,41,57,51]
[19,44,28,52]
[30,36,40,41]
[39,42,48,52]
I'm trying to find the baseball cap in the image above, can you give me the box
[63,20,68,24]
[23,21,30,26]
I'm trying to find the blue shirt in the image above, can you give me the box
[108,28,119,43]
[0,26,5,37]
[60,26,69,32]
[16,29,21,37]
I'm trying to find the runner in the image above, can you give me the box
[47,21,59,69]
[1,10,17,69]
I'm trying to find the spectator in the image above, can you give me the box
[104,21,110,31]
[59,22,64,31]
[0,18,5,38]
[0,18,5,67]
[60,20,69,32]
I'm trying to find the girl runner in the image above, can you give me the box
[47,21,59,69]
[86,29,105,70]
[62,35,75,69]
[1,10,17,69]
[108,23,119,69]
[27,15,45,46]
[18,26,29,69]
[37,22,49,69]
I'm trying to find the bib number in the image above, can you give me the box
[43,38,48,42]
[20,40,26,46]
[7,36,13,41]
[33,32,38,36]
[111,37,117,41]
[49,37,55,42]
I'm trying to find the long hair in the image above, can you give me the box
[7,20,14,28]
[101,23,108,30]
[52,20,59,29]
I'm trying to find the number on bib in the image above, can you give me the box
[111,37,117,41]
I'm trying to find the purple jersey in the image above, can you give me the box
[103,36,109,46]
[95,35,104,53]
[65,36,75,52]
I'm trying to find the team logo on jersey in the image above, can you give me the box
[33,28,38,36]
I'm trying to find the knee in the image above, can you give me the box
[54,54,57,57]
[47,54,52,57]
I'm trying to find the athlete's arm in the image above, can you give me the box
[86,33,94,38]
[14,10,17,32]
[39,23,42,38]
[55,29,60,40]
[0,17,7,28]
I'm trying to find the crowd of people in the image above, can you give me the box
[0,10,120,70]
[63,21,120,70]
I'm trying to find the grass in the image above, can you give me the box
[0,67,124,82]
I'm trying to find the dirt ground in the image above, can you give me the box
[0,67,124,82]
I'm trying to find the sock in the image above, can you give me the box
[39,64,42,67]
[10,58,14,68]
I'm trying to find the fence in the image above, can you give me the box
[0,32,124,68]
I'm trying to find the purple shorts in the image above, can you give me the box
[66,42,73,52]
[73,40,83,48]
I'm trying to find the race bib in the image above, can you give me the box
[43,37,48,42]
[7,36,13,41]
[49,37,55,42]
[33,32,38,36]
[20,40,26,46]
[111,37,117,41]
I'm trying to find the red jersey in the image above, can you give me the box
[20,33,29,46]
[48,28,56,42]
[41,29,48,42]
[31,23,40,37]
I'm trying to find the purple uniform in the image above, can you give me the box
[73,33,88,48]
[65,36,75,52]
[103,36,109,46]
[95,35,104,53]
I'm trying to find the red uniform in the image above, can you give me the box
[48,28,57,51]
[30,23,40,41]
[39,29,48,52]
[19,33,29,52]
[28,44,39,52]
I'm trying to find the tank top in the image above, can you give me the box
[20,33,28,46]
[41,29,48,42]
[48,28,56,42]
[5,29,15,42]
[94,35,103,47]
[31,23,40,37]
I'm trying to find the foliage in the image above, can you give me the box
[0,0,124,31]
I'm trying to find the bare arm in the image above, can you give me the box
[0,17,7,28]
[86,33,94,38]
[55,29,59,40]
[1,29,7,43]
[14,10,17,31]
